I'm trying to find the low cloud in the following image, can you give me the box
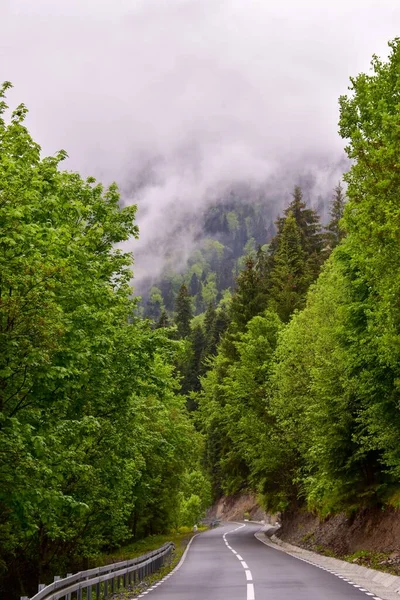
[1,0,399,284]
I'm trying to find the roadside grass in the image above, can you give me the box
[292,533,400,576]
[342,549,400,576]
[93,531,191,566]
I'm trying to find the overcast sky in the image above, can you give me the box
[1,0,400,282]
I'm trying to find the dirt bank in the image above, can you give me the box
[277,506,400,574]
[206,494,278,523]
[278,506,400,554]
[208,495,400,574]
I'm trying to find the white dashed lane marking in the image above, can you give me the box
[223,524,255,600]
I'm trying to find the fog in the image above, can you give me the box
[1,0,400,284]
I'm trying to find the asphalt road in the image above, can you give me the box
[138,522,380,600]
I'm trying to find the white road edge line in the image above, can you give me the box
[134,533,199,599]
[254,531,384,600]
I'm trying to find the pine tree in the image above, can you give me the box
[269,212,308,322]
[229,257,268,333]
[207,306,230,357]
[175,284,193,338]
[159,278,175,312]
[271,186,324,280]
[217,256,235,291]
[326,182,346,249]
[204,303,217,337]
[189,324,207,391]
[156,310,169,329]
[203,303,218,357]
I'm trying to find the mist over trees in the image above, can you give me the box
[148,39,400,519]
[192,39,400,516]
[3,31,400,600]
[0,83,210,599]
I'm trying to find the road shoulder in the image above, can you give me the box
[255,527,400,600]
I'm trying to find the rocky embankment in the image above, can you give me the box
[206,494,269,523]
[276,506,400,574]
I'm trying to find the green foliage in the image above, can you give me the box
[229,256,269,334]
[198,311,282,498]
[326,183,347,249]
[271,186,325,284]
[147,287,165,321]
[0,86,208,598]
[143,199,271,319]
[336,38,400,485]
[268,212,309,322]
[174,284,193,339]
[196,40,400,517]
[195,186,328,501]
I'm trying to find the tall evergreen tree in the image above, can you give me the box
[212,306,230,347]
[326,182,346,249]
[155,310,169,329]
[204,302,217,348]
[271,186,324,280]
[187,324,207,393]
[175,284,193,338]
[229,257,268,333]
[269,212,308,322]
[159,278,175,312]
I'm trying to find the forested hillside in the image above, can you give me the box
[3,35,400,600]
[192,40,400,516]
[140,182,333,323]
[158,39,400,518]
[141,195,274,321]
[0,83,210,599]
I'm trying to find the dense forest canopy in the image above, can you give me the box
[0,83,210,599]
[2,35,400,600]
[193,39,400,514]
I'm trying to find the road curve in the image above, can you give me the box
[138,522,381,600]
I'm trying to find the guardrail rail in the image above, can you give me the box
[21,542,175,600]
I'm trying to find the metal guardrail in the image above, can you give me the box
[201,517,221,528]
[21,542,174,600]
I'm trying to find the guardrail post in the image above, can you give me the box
[96,581,100,599]
[66,574,72,600]
[87,584,92,600]
[38,584,46,592]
